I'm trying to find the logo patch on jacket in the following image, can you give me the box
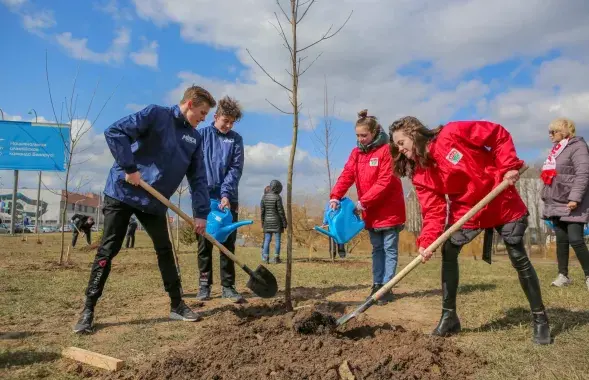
[446,148,463,165]
[369,158,379,167]
[182,134,197,144]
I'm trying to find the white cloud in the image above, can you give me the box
[56,28,131,65]
[0,0,26,8]
[22,10,56,35]
[125,103,148,112]
[93,0,134,21]
[130,38,159,69]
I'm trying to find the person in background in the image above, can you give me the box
[541,117,589,291]
[261,180,287,264]
[195,96,246,304]
[71,214,95,247]
[330,109,406,304]
[390,116,551,345]
[72,85,215,334]
[125,217,138,249]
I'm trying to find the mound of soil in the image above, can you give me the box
[102,302,485,380]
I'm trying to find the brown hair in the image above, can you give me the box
[180,85,216,108]
[216,96,243,122]
[264,185,271,194]
[389,116,443,178]
[356,109,381,135]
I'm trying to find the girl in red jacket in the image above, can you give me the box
[389,116,551,345]
[330,110,406,303]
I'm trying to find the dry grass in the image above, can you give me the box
[1,232,588,379]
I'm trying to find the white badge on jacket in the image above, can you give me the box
[369,158,379,167]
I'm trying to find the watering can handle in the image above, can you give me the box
[139,180,247,269]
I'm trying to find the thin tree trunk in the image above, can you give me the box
[284,0,299,312]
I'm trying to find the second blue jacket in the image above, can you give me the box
[197,123,244,203]
[103,104,210,218]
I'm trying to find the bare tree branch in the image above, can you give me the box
[269,12,293,56]
[276,0,292,23]
[297,10,353,53]
[246,48,292,93]
[267,99,294,114]
[298,52,323,76]
[296,0,315,23]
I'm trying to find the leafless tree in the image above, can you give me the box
[45,52,119,265]
[246,0,352,310]
[174,179,189,247]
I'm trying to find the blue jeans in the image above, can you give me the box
[369,226,402,285]
[261,232,281,260]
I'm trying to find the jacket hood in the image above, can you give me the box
[270,179,283,194]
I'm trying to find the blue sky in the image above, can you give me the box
[1,0,588,207]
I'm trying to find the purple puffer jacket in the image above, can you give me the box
[542,136,589,223]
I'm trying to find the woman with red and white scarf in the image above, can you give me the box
[541,118,589,291]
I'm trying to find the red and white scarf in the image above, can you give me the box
[541,138,569,185]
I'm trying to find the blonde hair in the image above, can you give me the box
[549,117,576,138]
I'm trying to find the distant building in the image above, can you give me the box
[0,188,102,226]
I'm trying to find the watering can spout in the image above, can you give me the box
[313,226,336,240]
[220,220,254,235]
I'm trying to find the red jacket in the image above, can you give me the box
[331,143,406,229]
[413,121,527,249]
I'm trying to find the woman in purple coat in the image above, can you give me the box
[541,117,589,290]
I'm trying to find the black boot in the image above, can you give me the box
[73,306,94,334]
[532,310,551,345]
[432,309,461,337]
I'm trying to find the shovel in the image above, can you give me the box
[337,165,528,326]
[139,180,278,298]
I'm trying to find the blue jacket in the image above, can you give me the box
[197,122,244,203]
[103,104,210,218]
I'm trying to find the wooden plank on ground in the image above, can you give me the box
[62,346,124,372]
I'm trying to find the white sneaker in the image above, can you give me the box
[551,273,572,287]
[585,276,589,291]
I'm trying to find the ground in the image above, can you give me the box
[1,232,588,379]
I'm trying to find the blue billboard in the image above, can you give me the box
[0,120,70,172]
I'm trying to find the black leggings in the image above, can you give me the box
[441,239,545,313]
[553,220,589,277]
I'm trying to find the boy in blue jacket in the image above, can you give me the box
[195,96,245,303]
[73,85,216,334]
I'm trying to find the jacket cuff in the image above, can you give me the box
[193,209,209,220]
[123,165,138,174]
[221,192,231,200]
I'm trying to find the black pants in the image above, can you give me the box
[72,228,91,247]
[84,195,182,308]
[553,220,589,277]
[125,232,136,248]
[441,222,545,313]
[197,204,238,287]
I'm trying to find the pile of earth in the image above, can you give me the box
[97,301,485,380]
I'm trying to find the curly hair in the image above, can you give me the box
[215,96,243,122]
[388,116,443,178]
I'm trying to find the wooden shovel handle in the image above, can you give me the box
[372,165,528,299]
[139,180,246,268]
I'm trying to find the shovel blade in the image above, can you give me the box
[246,265,278,298]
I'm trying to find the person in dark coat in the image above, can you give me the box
[195,96,246,304]
[261,180,287,264]
[125,217,138,248]
[71,214,95,247]
[541,117,589,291]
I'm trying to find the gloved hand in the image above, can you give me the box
[356,201,365,212]
[329,199,340,210]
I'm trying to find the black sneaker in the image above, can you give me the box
[73,307,94,334]
[169,301,201,322]
[196,285,211,301]
[222,285,246,304]
[270,256,282,264]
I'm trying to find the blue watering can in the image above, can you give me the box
[313,197,365,244]
[206,199,254,243]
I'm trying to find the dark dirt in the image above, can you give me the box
[96,301,485,380]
